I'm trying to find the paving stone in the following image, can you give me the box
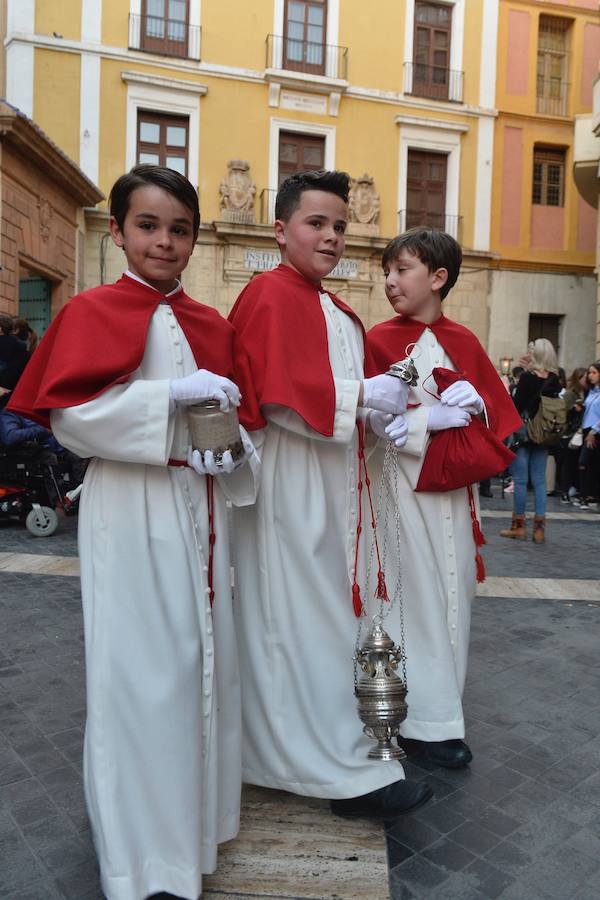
[390,855,448,894]
[470,805,520,838]
[463,858,515,899]
[484,838,536,877]
[421,837,476,873]
[448,820,502,855]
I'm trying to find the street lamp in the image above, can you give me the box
[499,356,513,377]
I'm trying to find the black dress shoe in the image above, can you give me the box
[398,737,473,769]
[330,778,433,820]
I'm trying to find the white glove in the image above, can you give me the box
[362,374,409,415]
[440,380,484,415]
[187,446,235,475]
[369,410,393,440]
[186,432,255,477]
[428,403,471,432]
[170,369,241,411]
[385,414,409,448]
[369,411,408,448]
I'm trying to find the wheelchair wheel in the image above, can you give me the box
[25,506,59,537]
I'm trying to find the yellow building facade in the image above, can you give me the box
[2,0,598,368]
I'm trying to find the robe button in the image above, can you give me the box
[451,624,457,630]
[206,648,213,656]
[449,571,455,576]
[207,627,213,635]
[451,588,456,594]
[204,669,210,677]
[451,640,455,646]
[204,711,210,718]
[452,606,457,612]
[448,551,454,557]
[204,690,210,697]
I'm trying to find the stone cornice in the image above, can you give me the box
[0,100,103,207]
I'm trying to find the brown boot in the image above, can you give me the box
[532,516,546,544]
[499,514,526,540]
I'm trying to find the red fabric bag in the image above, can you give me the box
[416,368,515,493]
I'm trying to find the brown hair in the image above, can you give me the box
[109,164,200,239]
[275,169,350,221]
[382,227,462,300]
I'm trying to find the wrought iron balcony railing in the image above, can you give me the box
[128,13,201,60]
[266,34,348,81]
[403,62,463,103]
[398,210,462,240]
[536,78,569,117]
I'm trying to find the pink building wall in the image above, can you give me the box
[576,196,597,253]
[500,127,524,246]
[531,206,564,250]
[506,10,530,96]
[581,24,600,108]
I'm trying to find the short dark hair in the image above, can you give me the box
[109,164,200,239]
[275,169,350,221]
[382,227,463,300]
[0,314,13,335]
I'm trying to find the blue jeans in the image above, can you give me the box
[510,443,548,516]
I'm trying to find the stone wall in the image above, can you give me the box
[0,143,79,316]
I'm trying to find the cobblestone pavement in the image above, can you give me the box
[0,487,599,899]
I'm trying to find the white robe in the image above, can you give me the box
[232,293,406,800]
[51,302,258,900]
[368,327,478,742]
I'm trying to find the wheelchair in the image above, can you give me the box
[0,442,83,536]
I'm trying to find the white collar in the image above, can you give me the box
[125,270,182,298]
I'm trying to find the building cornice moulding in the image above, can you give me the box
[121,70,208,95]
[394,115,470,133]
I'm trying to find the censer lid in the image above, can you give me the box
[360,621,396,652]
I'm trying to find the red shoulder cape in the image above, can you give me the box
[8,274,234,428]
[229,264,367,436]
[366,314,521,440]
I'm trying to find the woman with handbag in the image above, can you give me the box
[574,362,600,510]
[500,339,561,543]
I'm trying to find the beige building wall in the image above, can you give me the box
[487,269,596,373]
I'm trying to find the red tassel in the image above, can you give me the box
[376,570,389,601]
[472,517,487,548]
[352,583,364,618]
[475,552,486,583]
[467,484,486,582]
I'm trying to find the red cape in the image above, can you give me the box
[229,264,368,436]
[366,314,521,440]
[8,274,235,428]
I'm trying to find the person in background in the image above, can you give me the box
[574,362,600,511]
[0,313,28,392]
[500,339,561,543]
[13,317,39,355]
[559,367,586,504]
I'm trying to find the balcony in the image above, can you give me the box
[403,62,463,104]
[128,13,201,60]
[398,210,462,241]
[536,78,569,117]
[266,34,348,82]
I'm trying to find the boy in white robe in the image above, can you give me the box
[366,228,521,770]
[9,165,260,900]
[229,171,433,819]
